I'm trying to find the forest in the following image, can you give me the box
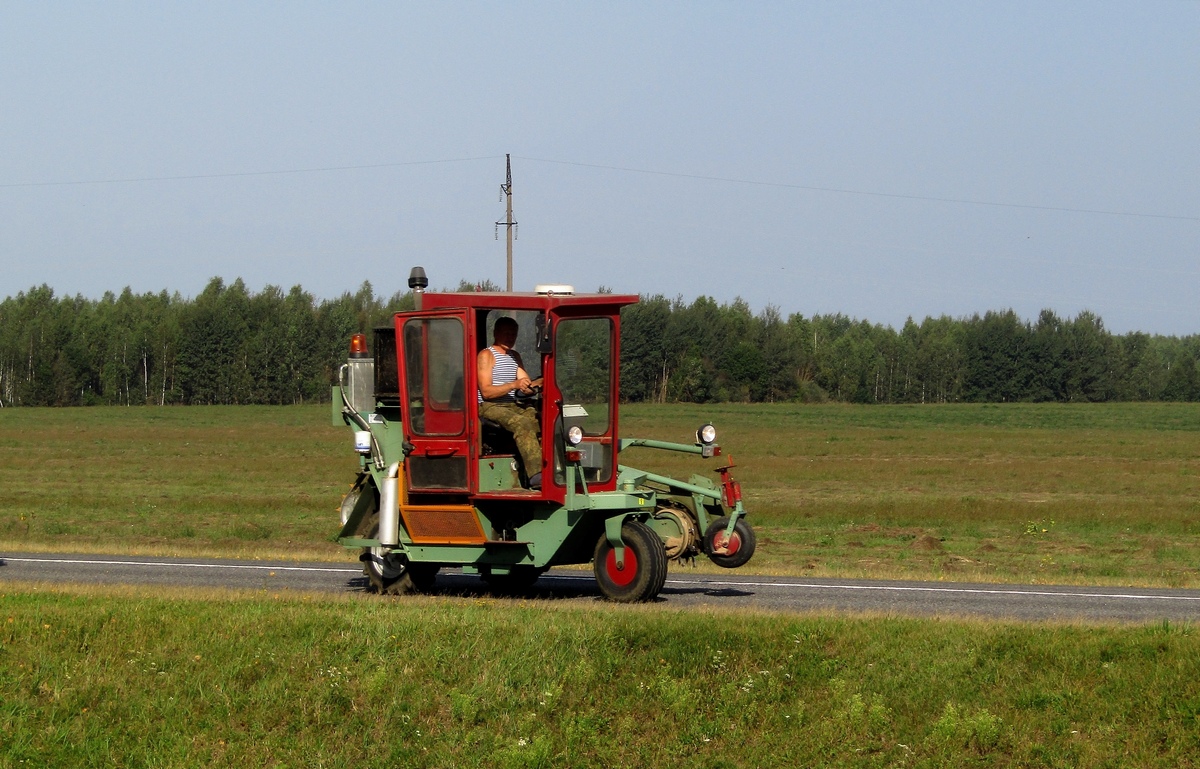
[1,277,1198,407]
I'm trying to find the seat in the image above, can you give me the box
[480,418,517,457]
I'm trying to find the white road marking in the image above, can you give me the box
[2,557,359,574]
[5,555,1199,603]
[660,578,1200,603]
[553,573,1200,602]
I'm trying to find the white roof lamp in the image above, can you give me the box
[534,284,575,296]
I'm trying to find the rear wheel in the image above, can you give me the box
[593,520,668,603]
[703,516,756,568]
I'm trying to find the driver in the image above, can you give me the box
[477,316,544,489]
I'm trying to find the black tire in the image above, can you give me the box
[362,547,415,595]
[703,516,756,569]
[362,549,440,595]
[593,520,668,603]
[360,513,439,595]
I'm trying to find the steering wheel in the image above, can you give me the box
[514,383,542,402]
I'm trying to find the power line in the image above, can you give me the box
[3,151,1195,223]
[516,156,1200,223]
[0,156,502,189]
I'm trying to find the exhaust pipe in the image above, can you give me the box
[408,266,428,311]
[378,462,401,547]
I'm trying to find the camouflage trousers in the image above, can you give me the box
[478,401,543,476]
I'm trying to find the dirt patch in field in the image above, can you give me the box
[911,535,944,551]
[847,524,930,542]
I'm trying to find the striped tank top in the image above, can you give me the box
[478,346,520,403]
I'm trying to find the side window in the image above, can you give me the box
[403,317,465,437]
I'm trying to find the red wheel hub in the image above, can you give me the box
[605,547,639,587]
[714,530,741,556]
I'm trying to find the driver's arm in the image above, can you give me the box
[509,351,542,392]
[514,366,538,394]
[477,349,507,400]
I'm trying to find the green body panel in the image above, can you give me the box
[338,493,653,569]
[617,465,720,501]
[368,412,406,467]
[337,451,653,562]
[404,542,535,567]
[618,437,706,455]
[335,440,735,569]
[477,456,520,491]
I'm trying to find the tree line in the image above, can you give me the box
[620,297,1200,404]
[0,279,411,407]
[2,279,1198,407]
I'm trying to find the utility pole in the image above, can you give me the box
[495,154,517,291]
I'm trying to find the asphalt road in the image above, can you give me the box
[4,552,1200,623]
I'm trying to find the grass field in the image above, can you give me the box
[3,586,1200,768]
[3,403,1200,767]
[2,402,1198,586]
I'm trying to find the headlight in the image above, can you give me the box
[567,425,584,445]
[696,423,717,445]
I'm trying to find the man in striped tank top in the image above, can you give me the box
[477,316,544,489]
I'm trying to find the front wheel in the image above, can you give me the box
[703,516,756,568]
[361,513,439,595]
[362,548,440,595]
[593,520,668,603]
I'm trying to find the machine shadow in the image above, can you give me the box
[345,572,601,601]
[666,586,755,598]
[346,572,752,601]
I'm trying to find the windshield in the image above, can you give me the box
[483,309,542,381]
[554,317,612,435]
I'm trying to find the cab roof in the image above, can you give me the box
[418,290,640,313]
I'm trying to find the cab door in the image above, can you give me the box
[395,310,472,492]
[549,314,618,491]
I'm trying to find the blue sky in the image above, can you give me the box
[1,2,1196,334]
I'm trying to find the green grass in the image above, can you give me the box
[2,402,1199,585]
[621,403,1200,586]
[3,585,1200,768]
[4,405,1200,767]
[0,405,347,560]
